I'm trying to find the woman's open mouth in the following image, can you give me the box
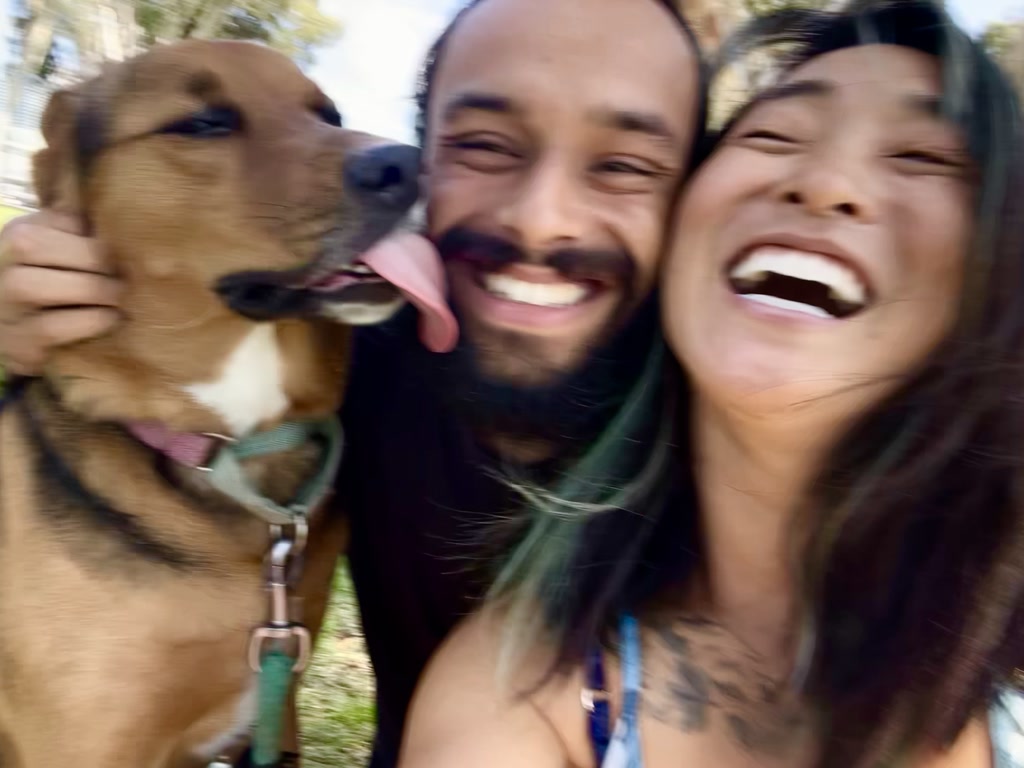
[726,246,870,320]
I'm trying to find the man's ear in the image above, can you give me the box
[32,87,85,212]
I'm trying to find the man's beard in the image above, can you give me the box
[397,225,658,460]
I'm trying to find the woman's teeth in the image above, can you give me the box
[483,273,589,308]
[728,247,867,319]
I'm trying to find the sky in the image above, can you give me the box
[310,0,1024,146]
[309,0,463,144]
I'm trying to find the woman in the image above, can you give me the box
[400,2,1024,767]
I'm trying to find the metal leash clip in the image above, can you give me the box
[248,516,311,674]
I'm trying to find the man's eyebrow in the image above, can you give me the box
[442,91,517,121]
[593,108,679,145]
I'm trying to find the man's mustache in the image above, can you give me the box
[433,226,636,290]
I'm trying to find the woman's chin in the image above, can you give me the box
[681,335,890,424]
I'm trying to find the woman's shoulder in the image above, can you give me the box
[991,685,1024,768]
[398,608,592,768]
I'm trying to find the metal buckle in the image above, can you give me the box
[580,688,610,713]
[248,624,312,674]
[196,432,237,473]
[248,517,311,673]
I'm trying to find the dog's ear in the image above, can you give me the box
[33,87,84,211]
[32,80,108,214]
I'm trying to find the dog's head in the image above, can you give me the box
[33,40,448,432]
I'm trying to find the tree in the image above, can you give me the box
[15,0,135,78]
[133,0,342,68]
[741,0,829,13]
[982,20,1024,95]
[14,0,342,80]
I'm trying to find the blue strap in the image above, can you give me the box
[585,644,611,764]
[619,614,642,757]
[587,615,643,767]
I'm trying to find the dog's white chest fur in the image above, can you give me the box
[184,324,288,436]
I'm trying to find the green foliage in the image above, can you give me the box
[133,0,342,68]
[982,21,1018,61]
[297,562,376,766]
[741,0,828,14]
[980,20,1024,96]
[16,0,342,78]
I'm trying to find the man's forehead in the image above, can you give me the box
[433,0,696,132]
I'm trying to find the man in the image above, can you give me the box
[0,0,705,764]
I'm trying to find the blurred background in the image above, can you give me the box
[3,0,1024,216]
[0,0,1022,764]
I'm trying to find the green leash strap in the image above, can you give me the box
[200,417,341,767]
[252,649,295,768]
[204,417,343,526]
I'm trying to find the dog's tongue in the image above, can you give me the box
[359,232,458,353]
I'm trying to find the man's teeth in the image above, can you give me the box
[484,273,588,308]
[729,247,867,317]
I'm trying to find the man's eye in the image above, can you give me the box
[448,139,515,156]
[891,150,957,167]
[158,106,243,138]
[596,160,656,176]
[439,134,524,173]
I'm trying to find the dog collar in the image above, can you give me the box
[125,417,343,526]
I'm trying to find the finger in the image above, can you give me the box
[0,219,111,274]
[1,265,123,312]
[1,307,120,366]
[0,209,86,237]
[22,210,87,236]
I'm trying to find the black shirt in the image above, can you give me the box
[339,311,514,768]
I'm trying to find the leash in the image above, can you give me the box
[128,416,343,768]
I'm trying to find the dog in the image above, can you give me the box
[0,39,454,768]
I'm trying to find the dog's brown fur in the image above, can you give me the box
[0,40,408,767]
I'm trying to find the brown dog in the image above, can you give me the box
[0,40,454,768]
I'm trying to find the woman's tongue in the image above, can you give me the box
[358,233,459,353]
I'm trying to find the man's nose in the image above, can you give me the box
[343,143,421,213]
[495,158,587,255]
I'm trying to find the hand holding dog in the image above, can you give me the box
[0,211,123,375]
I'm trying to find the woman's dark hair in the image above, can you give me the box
[488,2,1024,766]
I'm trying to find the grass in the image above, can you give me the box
[297,561,377,767]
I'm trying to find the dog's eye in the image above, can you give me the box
[316,104,342,128]
[158,106,243,138]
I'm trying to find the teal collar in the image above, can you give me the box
[127,417,343,525]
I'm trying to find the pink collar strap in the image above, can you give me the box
[125,421,234,470]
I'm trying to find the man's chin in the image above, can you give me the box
[465,325,601,390]
[420,297,660,458]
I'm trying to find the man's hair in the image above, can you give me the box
[487,2,1024,766]
[413,0,710,175]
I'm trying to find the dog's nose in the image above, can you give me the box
[343,144,420,212]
